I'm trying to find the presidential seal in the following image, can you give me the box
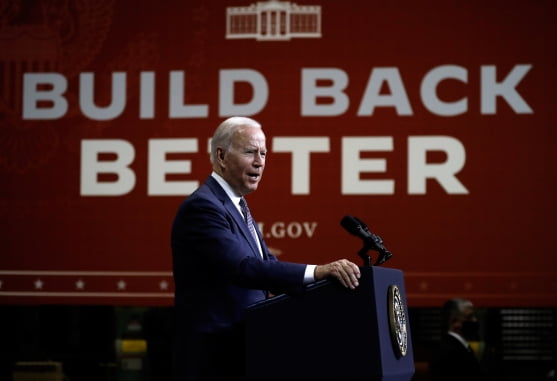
[388,284,408,357]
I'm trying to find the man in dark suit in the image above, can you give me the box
[430,298,486,381]
[171,116,361,381]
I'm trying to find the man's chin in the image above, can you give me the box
[243,184,258,195]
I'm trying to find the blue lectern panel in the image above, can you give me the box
[245,266,414,380]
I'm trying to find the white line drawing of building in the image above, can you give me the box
[226,0,321,41]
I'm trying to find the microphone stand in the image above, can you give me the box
[358,244,373,267]
[357,236,392,267]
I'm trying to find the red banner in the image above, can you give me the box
[1,0,556,306]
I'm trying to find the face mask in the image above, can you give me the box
[461,320,480,341]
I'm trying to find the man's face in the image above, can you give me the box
[219,125,267,196]
[461,305,477,323]
[454,303,479,339]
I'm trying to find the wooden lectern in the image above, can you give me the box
[244,266,414,380]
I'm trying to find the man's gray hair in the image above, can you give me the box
[210,117,262,164]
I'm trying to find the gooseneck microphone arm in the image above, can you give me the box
[340,215,393,267]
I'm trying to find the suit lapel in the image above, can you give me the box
[206,176,262,259]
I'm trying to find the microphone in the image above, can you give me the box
[340,215,393,265]
[340,215,374,241]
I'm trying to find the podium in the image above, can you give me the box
[244,266,414,380]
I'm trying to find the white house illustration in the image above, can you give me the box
[226,0,321,41]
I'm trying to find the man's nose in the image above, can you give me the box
[253,153,265,165]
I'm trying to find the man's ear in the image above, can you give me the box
[216,148,226,163]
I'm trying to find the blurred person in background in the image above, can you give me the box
[430,298,487,381]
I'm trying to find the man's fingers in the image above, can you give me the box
[333,260,360,289]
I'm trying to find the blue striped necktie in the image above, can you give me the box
[239,198,262,256]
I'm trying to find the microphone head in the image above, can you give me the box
[340,215,361,236]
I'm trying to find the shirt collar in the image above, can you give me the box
[211,172,242,208]
[447,331,469,348]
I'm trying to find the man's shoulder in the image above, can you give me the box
[440,333,466,349]
[178,179,229,213]
[178,177,216,201]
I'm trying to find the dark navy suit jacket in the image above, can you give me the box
[171,175,307,334]
[430,333,486,381]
